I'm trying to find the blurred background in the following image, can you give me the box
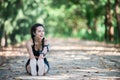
[0,1,120,79]
[0,0,120,47]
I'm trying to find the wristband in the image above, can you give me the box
[44,45,49,52]
[44,45,48,47]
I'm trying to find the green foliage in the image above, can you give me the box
[0,0,120,46]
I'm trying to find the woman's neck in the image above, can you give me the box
[34,37,42,42]
[34,37,42,50]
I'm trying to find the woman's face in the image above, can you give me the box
[35,26,45,40]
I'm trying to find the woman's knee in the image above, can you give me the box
[30,59,37,65]
[37,59,44,66]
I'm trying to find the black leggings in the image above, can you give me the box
[25,58,50,74]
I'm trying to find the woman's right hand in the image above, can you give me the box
[30,55,35,59]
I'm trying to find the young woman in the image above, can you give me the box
[25,23,49,76]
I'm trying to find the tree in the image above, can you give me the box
[115,0,120,42]
[104,0,114,42]
[0,0,23,47]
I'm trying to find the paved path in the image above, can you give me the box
[0,38,120,80]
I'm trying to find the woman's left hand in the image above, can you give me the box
[39,54,44,59]
[42,47,47,54]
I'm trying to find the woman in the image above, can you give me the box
[25,23,49,76]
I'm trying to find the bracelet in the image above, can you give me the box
[44,45,48,47]
[41,53,46,56]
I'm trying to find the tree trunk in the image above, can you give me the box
[104,0,114,42]
[0,24,4,47]
[93,18,97,31]
[115,0,120,42]
[4,32,8,47]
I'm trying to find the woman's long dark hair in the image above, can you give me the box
[31,23,44,49]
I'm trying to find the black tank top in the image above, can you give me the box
[32,38,44,56]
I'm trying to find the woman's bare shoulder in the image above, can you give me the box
[26,39,33,46]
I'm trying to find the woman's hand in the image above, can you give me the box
[30,55,35,59]
[39,54,44,59]
[42,47,47,54]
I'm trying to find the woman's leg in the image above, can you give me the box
[25,59,31,75]
[26,65,31,74]
[44,58,50,73]
[37,59,45,76]
[30,59,37,76]
[44,64,48,74]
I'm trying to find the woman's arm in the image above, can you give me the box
[39,39,49,59]
[42,39,49,55]
[26,40,35,59]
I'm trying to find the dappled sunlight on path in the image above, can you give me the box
[0,38,120,80]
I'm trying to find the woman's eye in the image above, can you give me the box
[38,30,41,32]
[37,30,44,32]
